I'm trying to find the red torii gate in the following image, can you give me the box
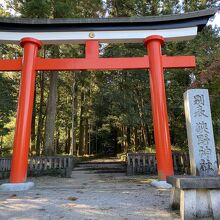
[0,36,195,183]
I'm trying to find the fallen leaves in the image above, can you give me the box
[9,194,16,198]
[38,208,46,211]
[67,197,78,201]
[64,197,78,208]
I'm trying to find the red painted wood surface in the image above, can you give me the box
[145,35,174,180]
[0,56,195,71]
[10,38,42,183]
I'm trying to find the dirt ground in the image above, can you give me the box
[0,170,180,220]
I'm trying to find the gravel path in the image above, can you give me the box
[0,170,180,219]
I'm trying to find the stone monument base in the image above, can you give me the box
[167,175,220,220]
[0,182,34,191]
[151,180,172,189]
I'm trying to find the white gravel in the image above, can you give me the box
[0,171,180,220]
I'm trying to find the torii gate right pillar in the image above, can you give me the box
[144,35,174,180]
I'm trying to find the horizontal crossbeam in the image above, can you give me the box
[0,55,195,72]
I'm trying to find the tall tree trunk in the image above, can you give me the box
[88,121,91,155]
[70,73,77,155]
[31,89,36,155]
[145,124,152,146]
[134,127,138,151]
[84,117,89,155]
[65,127,71,154]
[125,127,128,153]
[0,135,3,156]
[79,89,85,155]
[55,129,59,154]
[122,126,128,153]
[141,124,148,146]
[44,71,58,155]
[127,127,131,150]
[36,72,45,155]
[95,125,98,154]
[119,126,123,153]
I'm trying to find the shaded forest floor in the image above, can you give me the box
[0,158,180,220]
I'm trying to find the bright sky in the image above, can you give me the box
[0,0,219,27]
[208,11,220,27]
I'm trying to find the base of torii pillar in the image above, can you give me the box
[151,180,172,189]
[0,182,34,191]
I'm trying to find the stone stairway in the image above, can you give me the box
[73,158,126,174]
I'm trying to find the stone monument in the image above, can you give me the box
[168,89,220,220]
[184,89,218,176]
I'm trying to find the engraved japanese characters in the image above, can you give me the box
[184,89,218,176]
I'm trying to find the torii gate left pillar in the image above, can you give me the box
[10,38,42,183]
[0,36,196,189]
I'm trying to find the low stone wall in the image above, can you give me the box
[127,153,157,175]
[0,157,11,179]
[0,156,76,180]
[127,151,220,175]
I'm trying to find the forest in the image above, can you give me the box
[0,0,220,157]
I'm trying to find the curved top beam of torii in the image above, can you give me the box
[0,8,217,44]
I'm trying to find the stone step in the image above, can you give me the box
[75,165,126,170]
[74,167,125,171]
[74,168,126,173]
[77,162,125,167]
[77,164,125,168]
[78,161,125,165]
[74,161,126,173]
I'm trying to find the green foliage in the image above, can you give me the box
[0,73,17,135]
[0,0,220,156]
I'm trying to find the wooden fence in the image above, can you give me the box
[127,152,220,175]
[0,156,76,180]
